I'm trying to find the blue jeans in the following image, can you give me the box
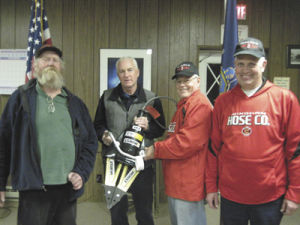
[17,184,77,225]
[168,197,207,225]
[221,196,284,225]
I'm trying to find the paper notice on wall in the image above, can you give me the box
[0,49,27,95]
[273,77,290,90]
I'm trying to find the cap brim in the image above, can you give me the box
[35,46,62,58]
[234,50,263,58]
[172,71,198,80]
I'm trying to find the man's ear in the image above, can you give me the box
[261,60,267,72]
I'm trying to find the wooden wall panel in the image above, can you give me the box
[109,0,126,48]
[140,0,158,92]
[73,0,96,201]
[269,0,285,79]
[15,0,30,49]
[156,0,172,203]
[46,0,63,47]
[92,0,110,202]
[74,0,94,108]
[157,0,170,98]
[62,0,75,92]
[248,0,271,48]
[0,0,15,48]
[204,0,222,45]
[127,0,140,48]
[189,0,206,64]
[0,0,300,203]
[93,0,109,106]
[169,0,190,102]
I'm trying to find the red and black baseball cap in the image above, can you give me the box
[35,45,63,58]
[172,61,199,80]
[234,37,265,58]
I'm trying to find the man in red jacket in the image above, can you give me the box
[144,62,213,225]
[206,37,300,225]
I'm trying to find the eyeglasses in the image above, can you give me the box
[175,76,198,85]
[40,56,60,64]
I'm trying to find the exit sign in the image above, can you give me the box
[237,4,247,20]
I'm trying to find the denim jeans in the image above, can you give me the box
[17,184,77,225]
[110,166,155,225]
[221,196,284,225]
[168,197,207,225]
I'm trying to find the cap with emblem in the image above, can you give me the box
[171,62,199,80]
[234,37,265,58]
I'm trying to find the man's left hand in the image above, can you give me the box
[280,199,299,215]
[68,172,83,190]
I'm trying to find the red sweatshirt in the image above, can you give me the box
[206,81,300,204]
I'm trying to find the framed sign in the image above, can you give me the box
[287,45,300,68]
[99,49,152,96]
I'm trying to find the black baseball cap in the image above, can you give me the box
[35,45,63,58]
[234,37,265,58]
[172,62,199,80]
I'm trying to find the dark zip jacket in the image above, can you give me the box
[0,79,98,200]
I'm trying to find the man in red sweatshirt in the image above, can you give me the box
[144,61,213,225]
[206,37,300,225]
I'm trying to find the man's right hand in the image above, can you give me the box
[206,192,219,209]
[102,130,112,146]
[0,191,5,208]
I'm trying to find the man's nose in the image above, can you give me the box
[47,59,56,65]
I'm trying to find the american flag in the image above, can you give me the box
[25,0,52,82]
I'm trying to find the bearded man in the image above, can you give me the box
[0,45,98,225]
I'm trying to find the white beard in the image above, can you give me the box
[37,67,64,90]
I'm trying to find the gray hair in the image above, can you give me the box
[116,57,138,73]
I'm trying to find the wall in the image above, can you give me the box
[0,0,299,202]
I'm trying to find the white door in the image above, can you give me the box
[198,51,222,105]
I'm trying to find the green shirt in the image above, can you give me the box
[35,83,75,185]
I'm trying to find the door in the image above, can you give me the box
[199,50,222,105]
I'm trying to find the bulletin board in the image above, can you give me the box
[0,49,27,95]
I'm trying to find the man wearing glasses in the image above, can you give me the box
[144,61,213,225]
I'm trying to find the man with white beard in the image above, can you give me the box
[0,45,98,225]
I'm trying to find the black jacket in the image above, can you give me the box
[0,79,98,200]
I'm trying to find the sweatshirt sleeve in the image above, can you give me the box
[205,101,223,194]
[154,101,212,160]
[283,92,300,203]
